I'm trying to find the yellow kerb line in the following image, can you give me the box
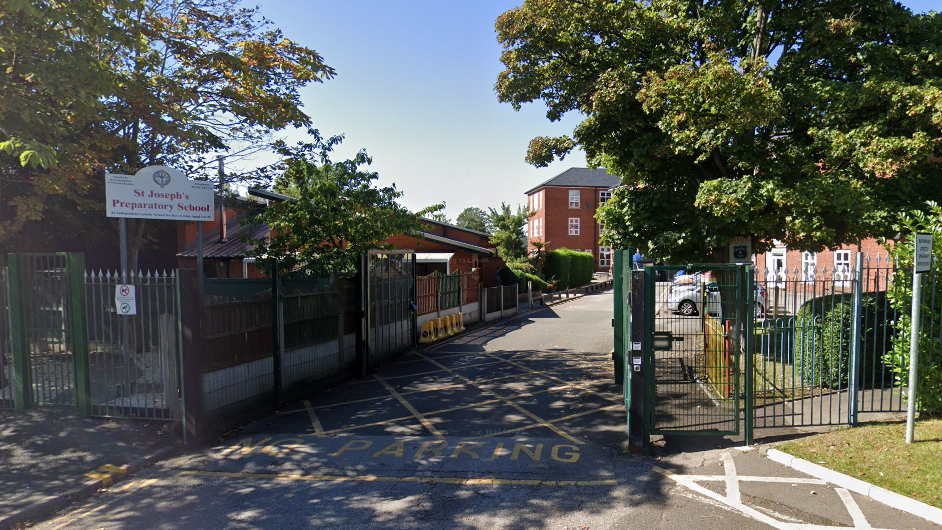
[374,374,445,440]
[177,470,617,487]
[415,352,585,446]
[303,400,324,434]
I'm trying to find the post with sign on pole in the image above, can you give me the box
[906,233,933,444]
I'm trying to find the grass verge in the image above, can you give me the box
[777,418,942,509]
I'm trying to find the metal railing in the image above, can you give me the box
[751,254,904,428]
[85,270,181,420]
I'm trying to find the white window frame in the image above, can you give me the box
[537,218,542,237]
[569,190,580,209]
[568,217,580,235]
[834,251,852,283]
[599,190,611,206]
[802,252,817,282]
[599,221,605,237]
[536,191,541,211]
[599,246,612,267]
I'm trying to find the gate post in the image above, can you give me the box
[67,253,92,415]
[355,253,368,378]
[178,268,206,444]
[744,265,755,446]
[271,258,283,406]
[613,250,625,385]
[7,254,31,411]
[848,251,864,426]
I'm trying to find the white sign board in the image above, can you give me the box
[729,236,752,263]
[106,166,214,221]
[115,284,137,316]
[915,233,933,273]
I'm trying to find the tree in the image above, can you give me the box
[1,0,335,269]
[251,136,436,276]
[455,207,489,233]
[496,0,942,262]
[0,1,125,245]
[102,0,335,272]
[428,212,452,224]
[486,202,531,261]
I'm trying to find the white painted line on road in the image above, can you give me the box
[723,452,741,506]
[836,488,872,529]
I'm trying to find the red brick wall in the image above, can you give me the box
[526,186,610,271]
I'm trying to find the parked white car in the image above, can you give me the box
[665,274,767,317]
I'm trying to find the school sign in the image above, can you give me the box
[106,166,214,221]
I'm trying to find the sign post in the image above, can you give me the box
[906,233,933,444]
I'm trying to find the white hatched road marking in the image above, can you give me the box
[654,452,898,530]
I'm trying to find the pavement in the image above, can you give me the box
[0,407,180,529]
[1,289,940,529]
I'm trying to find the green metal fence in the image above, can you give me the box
[751,254,905,428]
[0,267,11,409]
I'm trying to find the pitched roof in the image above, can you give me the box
[420,217,489,237]
[418,232,493,256]
[177,221,268,259]
[524,167,621,195]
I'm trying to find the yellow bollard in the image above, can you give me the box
[451,314,461,334]
[432,318,444,340]
[442,315,455,336]
[456,313,465,332]
[419,320,435,344]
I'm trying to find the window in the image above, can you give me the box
[527,220,532,238]
[569,218,580,235]
[834,251,852,282]
[569,190,580,208]
[599,190,611,205]
[537,191,542,210]
[537,218,542,237]
[599,221,605,236]
[599,246,612,267]
[802,252,817,281]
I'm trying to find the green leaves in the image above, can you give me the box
[486,202,531,261]
[497,0,942,263]
[251,138,420,277]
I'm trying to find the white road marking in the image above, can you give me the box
[654,453,898,530]
[837,488,873,529]
[723,452,742,506]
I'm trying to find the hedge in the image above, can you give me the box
[543,248,593,290]
[510,269,547,292]
[793,291,894,389]
[544,250,572,290]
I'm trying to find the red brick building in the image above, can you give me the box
[525,168,620,272]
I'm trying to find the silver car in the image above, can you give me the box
[666,276,767,317]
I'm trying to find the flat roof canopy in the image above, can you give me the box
[416,252,454,263]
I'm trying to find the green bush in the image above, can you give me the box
[794,292,894,389]
[507,268,547,292]
[506,261,538,276]
[544,250,573,290]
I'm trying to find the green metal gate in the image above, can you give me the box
[5,253,89,411]
[644,265,751,436]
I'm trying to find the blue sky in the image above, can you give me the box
[255,0,939,220]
